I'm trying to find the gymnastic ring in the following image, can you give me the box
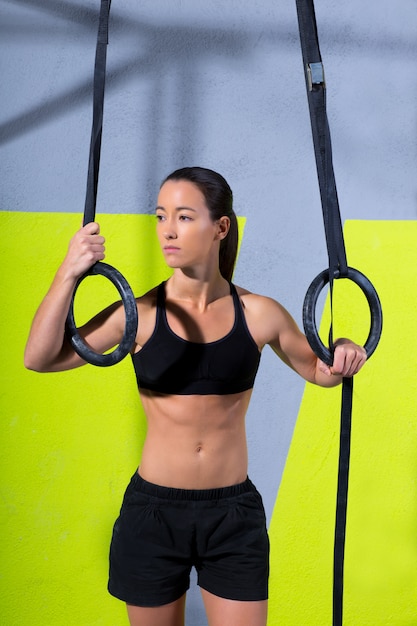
[65,261,138,367]
[302,266,382,366]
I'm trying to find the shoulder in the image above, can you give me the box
[234,284,292,319]
[233,284,318,380]
[233,285,299,348]
[136,284,159,311]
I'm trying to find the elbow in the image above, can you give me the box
[24,352,45,372]
[23,347,34,371]
[24,342,81,373]
[24,346,50,373]
[24,360,39,372]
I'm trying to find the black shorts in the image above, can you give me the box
[108,472,269,607]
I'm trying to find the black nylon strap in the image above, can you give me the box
[295,0,347,279]
[295,2,353,624]
[84,0,111,226]
[65,0,139,367]
[333,375,353,626]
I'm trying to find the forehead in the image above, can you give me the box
[157,179,207,209]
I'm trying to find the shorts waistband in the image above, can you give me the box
[132,471,256,501]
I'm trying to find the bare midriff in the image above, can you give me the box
[138,389,253,490]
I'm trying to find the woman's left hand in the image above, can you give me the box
[318,338,367,378]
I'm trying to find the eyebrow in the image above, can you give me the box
[155,205,198,213]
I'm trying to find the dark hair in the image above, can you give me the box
[161,167,238,282]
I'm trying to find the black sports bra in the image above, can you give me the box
[131,282,261,395]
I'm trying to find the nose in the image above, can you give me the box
[163,224,177,239]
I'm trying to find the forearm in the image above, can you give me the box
[24,222,106,372]
[24,266,81,371]
[313,363,344,388]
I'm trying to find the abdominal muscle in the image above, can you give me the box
[138,389,253,490]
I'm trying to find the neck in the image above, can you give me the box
[167,270,230,309]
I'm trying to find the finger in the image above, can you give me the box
[76,228,105,248]
[332,348,357,377]
[83,221,101,235]
[348,347,367,376]
[351,352,367,375]
[341,359,357,378]
[89,235,105,246]
[332,348,366,377]
[90,242,105,251]
[331,347,347,376]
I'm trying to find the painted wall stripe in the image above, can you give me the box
[268,221,417,625]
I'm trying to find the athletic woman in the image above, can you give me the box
[24,167,366,626]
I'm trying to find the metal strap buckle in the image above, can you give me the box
[307,62,325,91]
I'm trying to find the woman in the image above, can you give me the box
[24,167,366,626]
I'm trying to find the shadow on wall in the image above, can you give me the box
[2,0,416,207]
[1,1,293,188]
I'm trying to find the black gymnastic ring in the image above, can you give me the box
[65,261,138,367]
[302,266,382,366]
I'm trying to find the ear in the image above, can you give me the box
[215,216,231,240]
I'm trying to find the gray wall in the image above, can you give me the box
[2,1,416,623]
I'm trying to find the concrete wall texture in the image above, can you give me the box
[1,1,416,624]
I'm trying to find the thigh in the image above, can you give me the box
[196,489,269,602]
[201,589,267,626]
[109,477,193,606]
[126,594,186,626]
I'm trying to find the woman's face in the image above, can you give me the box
[156,179,227,273]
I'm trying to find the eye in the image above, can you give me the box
[155,213,165,222]
[179,214,192,221]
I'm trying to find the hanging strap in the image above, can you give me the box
[84,0,111,225]
[295,2,353,625]
[294,0,347,274]
[65,0,139,367]
[295,0,382,621]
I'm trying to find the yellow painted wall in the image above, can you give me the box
[1,215,416,624]
[1,212,173,625]
[268,221,417,625]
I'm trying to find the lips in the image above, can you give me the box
[163,246,180,252]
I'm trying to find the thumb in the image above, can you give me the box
[318,359,332,377]
[83,221,100,235]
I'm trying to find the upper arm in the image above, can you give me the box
[50,287,158,372]
[49,300,130,372]
[268,313,318,383]
[78,299,128,352]
[241,292,318,383]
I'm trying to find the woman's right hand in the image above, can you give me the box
[61,222,106,280]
